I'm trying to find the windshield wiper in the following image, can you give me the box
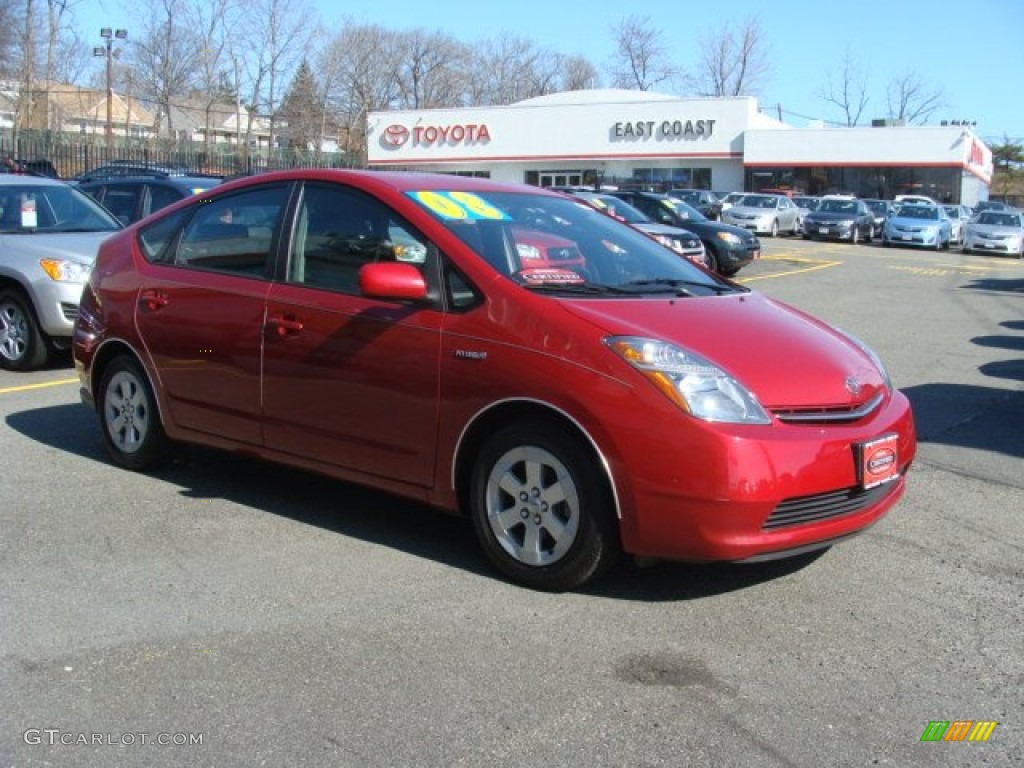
[521,281,633,295]
[624,278,736,296]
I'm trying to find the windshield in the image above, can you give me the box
[819,199,858,214]
[661,197,707,223]
[408,190,737,297]
[0,183,121,233]
[866,201,888,214]
[896,205,939,220]
[977,211,1022,227]
[582,194,650,224]
[739,195,777,209]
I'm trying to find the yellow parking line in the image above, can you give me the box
[0,377,78,395]
[738,258,842,283]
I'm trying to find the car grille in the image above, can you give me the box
[771,393,884,424]
[762,476,901,531]
[60,303,79,323]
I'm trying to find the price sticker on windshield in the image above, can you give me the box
[409,191,510,221]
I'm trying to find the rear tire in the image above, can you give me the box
[0,290,50,371]
[470,421,619,591]
[97,356,171,471]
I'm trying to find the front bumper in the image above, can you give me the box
[963,234,1023,255]
[27,277,85,338]
[616,390,916,563]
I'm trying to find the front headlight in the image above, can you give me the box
[39,259,91,283]
[715,231,742,245]
[606,336,771,424]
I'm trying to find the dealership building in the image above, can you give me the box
[366,89,993,205]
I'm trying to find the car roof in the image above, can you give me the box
[0,174,67,188]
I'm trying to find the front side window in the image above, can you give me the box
[288,184,433,295]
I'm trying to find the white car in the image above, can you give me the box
[962,210,1024,258]
[720,193,801,237]
[0,175,122,370]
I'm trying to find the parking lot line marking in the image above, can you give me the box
[0,377,78,395]
[738,258,842,283]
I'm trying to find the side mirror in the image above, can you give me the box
[358,261,428,301]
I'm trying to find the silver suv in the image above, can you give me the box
[0,176,121,370]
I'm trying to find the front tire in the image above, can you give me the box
[97,356,170,470]
[0,290,50,371]
[470,421,619,591]
[769,219,778,237]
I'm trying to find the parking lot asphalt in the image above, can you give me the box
[1,237,1022,767]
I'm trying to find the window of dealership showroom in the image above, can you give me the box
[744,166,962,202]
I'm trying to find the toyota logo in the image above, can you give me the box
[845,375,862,397]
[382,124,410,148]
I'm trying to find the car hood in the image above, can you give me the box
[561,292,887,409]
[726,205,774,216]
[806,211,859,222]
[0,231,114,264]
[632,222,699,238]
[887,216,941,228]
[674,218,756,240]
[968,224,1021,236]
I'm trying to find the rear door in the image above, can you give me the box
[133,183,291,445]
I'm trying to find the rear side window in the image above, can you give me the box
[98,184,142,224]
[148,184,185,216]
[173,186,288,277]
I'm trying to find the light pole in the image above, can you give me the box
[93,27,127,152]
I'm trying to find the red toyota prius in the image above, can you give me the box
[73,170,916,591]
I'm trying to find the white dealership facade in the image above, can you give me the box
[366,89,993,205]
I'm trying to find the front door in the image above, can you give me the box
[261,182,442,487]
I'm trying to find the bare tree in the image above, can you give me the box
[130,0,201,138]
[468,35,564,105]
[317,22,403,163]
[558,55,600,92]
[694,16,770,97]
[607,15,680,92]
[886,71,944,125]
[0,2,22,78]
[818,49,869,126]
[185,0,233,152]
[394,29,472,109]
[232,0,314,155]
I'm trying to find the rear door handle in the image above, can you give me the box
[139,290,169,311]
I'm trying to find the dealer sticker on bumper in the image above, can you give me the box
[855,433,900,489]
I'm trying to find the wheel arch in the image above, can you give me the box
[0,275,39,314]
[452,398,624,524]
[88,339,166,424]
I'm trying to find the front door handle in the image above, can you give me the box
[266,314,304,336]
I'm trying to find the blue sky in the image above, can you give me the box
[74,0,1023,144]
